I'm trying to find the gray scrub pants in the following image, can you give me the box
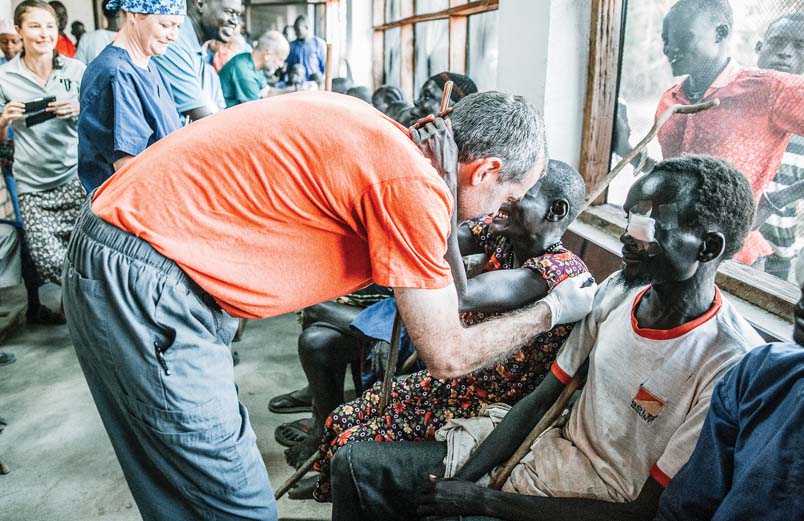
[62,200,276,521]
[330,440,500,521]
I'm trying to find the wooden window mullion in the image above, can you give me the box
[579,0,624,204]
[449,15,467,74]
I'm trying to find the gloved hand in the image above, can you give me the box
[409,115,458,195]
[540,274,597,328]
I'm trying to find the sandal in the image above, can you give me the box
[0,352,15,367]
[274,417,314,447]
[268,389,313,414]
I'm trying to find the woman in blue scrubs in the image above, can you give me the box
[77,0,184,192]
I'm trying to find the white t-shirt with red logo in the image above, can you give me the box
[503,274,763,502]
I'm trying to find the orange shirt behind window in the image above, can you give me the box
[93,91,454,318]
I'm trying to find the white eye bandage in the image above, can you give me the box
[627,213,657,243]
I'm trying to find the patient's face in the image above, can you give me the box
[619,171,701,290]
[488,183,548,241]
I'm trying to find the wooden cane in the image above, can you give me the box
[582,98,720,212]
[274,450,318,499]
[324,43,334,92]
[378,312,403,412]
[488,373,584,490]
[440,81,453,114]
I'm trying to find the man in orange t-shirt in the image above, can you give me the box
[62,90,596,520]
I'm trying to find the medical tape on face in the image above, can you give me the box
[626,201,679,241]
[627,213,657,243]
[657,203,678,230]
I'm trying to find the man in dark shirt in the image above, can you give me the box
[654,253,804,521]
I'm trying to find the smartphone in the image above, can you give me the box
[25,110,56,127]
[23,96,55,114]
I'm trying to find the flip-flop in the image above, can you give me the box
[268,391,313,414]
[275,417,314,447]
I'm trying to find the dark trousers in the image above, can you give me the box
[330,440,501,521]
[63,200,277,520]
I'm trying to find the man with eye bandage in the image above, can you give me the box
[335,155,763,521]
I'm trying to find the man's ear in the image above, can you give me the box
[466,157,503,186]
[546,199,569,222]
[715,24,730,43]
[755,40,763,54]
[699,231,725,263]
[192,0,204,12]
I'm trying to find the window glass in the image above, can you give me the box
[414,20,450,96]
[415,0,449,15]
[610,0,804,282]
[384,27,402,89]
[386,0,401,23]
[466,9,499,91]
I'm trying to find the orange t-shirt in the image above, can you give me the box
[93,91,454,319]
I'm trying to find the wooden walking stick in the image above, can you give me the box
[489,360,589,490]
[274,450,318,499]
[582,98,720,212]
[377,312,403,411]
[440,81,453,114]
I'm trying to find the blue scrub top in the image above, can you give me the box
[78,45,182,192]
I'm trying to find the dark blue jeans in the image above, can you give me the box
[331,440,501,521]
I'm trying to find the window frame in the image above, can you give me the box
[578,0,798,328]
[371,0,499,98]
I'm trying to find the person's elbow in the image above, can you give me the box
[419,338,473,379]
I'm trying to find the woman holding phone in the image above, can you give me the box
[0,0,85,290]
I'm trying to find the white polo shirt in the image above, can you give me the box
[504,274,763,502]
[0,54,85,193]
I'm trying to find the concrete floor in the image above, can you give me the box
[0,285,332,521]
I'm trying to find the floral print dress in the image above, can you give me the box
[312,217,589,501]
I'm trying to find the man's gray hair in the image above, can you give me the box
[256,30,289,53]
[451,91,547,183]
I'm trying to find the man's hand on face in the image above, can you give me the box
[409,111,458,195]
[416,475,486,518]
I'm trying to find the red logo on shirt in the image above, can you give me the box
[630,385,665,424]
